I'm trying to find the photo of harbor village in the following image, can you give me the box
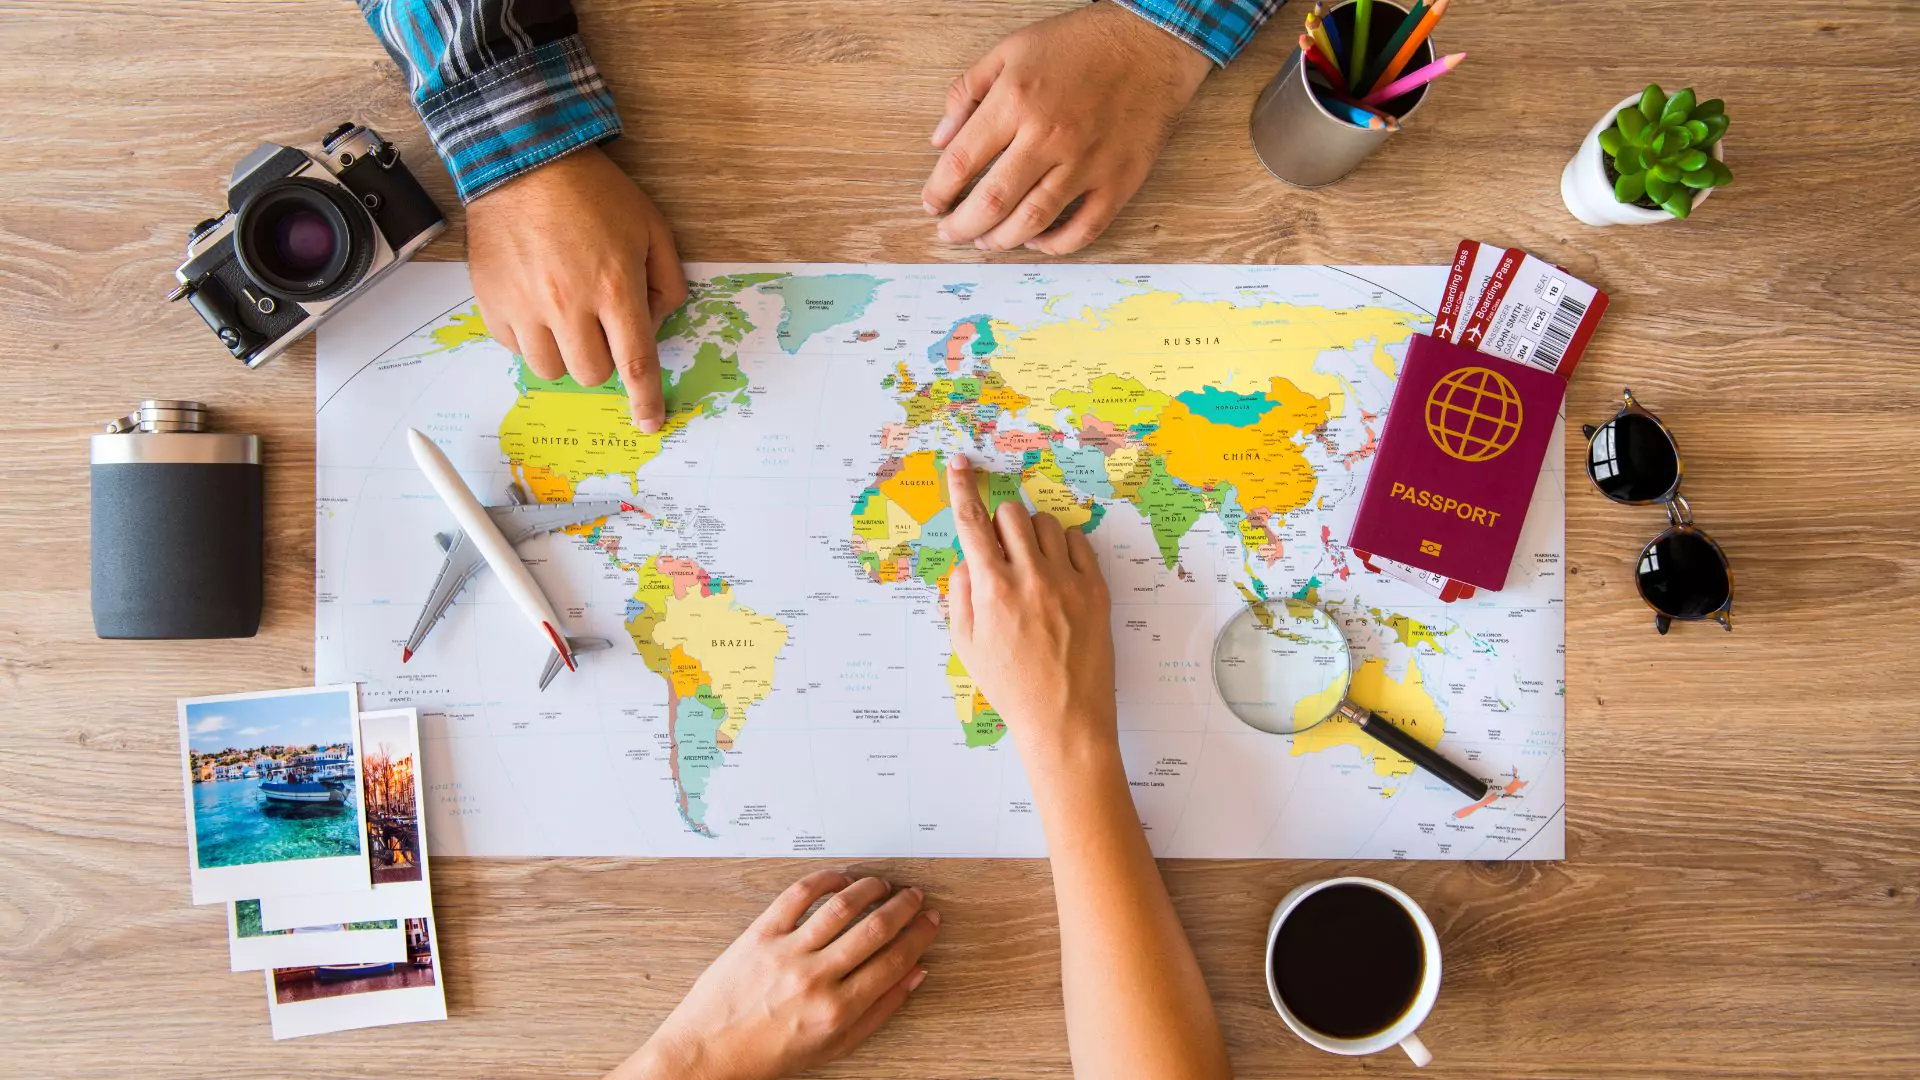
[183,690,364,870]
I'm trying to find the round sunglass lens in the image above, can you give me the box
[1587,413,1677,502]
[1636,529,1730,618]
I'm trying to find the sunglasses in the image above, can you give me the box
[1581,389,1733,634]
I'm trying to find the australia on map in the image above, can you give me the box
[316,262,1564,859]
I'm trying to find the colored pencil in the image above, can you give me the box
[1299,35,1348,94]
[1361,50,1465,105]
[1323,97,1387,130]
[1345,99,1402,132]
[1358,0,1426,94]
[1349,0,1373,87]
[1371,0,1448,99]
[1318,5,1347,73]
[1305,12,1339,73]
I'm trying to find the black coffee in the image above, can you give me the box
[1271,883,1424,1039]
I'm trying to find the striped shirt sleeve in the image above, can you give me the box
[357,0,622,203]
[1108,0,1288,66]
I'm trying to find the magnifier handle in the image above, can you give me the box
[1348,705,1491,802]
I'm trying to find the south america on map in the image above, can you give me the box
[316,262,1564,859]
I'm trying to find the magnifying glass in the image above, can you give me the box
[1212,599,1490,801]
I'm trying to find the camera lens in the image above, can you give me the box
[233,178,375,301]
[270,208,337,275]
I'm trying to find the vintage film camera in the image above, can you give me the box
[168,123,445,367]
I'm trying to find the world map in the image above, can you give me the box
[316,262,1564,859]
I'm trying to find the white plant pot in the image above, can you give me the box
[1561,93,1724,226]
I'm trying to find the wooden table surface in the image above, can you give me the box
[4,1,1917,1076]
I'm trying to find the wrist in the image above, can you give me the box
[1096,0,1215,94]
[1013,710,1125,787]
[612,1028,726,1080]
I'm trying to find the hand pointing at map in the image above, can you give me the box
[467,147,690,432]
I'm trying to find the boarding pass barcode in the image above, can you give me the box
[1532,290,1588,369]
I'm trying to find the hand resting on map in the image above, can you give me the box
[467,146,689,433]
[923,2,1213,254]
[608,870,939,1080]
[943,453,1118,765]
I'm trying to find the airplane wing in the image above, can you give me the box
[539,637,612,691]
[485,500,631,546]
[406,495,632,664]
[402,531,488,662]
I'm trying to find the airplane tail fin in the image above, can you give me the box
[537,637,613,691]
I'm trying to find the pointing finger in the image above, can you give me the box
[946,454,1004,569]
[606,293,666,433]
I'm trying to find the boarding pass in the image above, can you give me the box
[1435,239,1609,376]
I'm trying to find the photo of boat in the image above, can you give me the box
[258,755,352,811]
[314,962,397,983]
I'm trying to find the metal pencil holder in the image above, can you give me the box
[1249,0,1436,187]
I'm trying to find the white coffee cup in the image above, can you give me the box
[1264,876,1442,1067]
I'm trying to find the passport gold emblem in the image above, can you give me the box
[1419,539,1443,556]
[1425,366,1523,463]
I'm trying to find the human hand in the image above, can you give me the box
[611,870,940,1080]
[922,2,1213,254]
[466,145,689,432]
[944,454,1117,761]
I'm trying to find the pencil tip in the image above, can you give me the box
[401,647,413,664]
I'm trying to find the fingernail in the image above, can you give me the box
[937,225,954,243]
[906,967,928,992]
[1022,241,1042,251]
[636,416,662,434]
[974,238,990,251]
[905,886,924,903]
[925,908,942,927]
[922,200,940,216]
[931,117,956,144]
[948,453,968,470]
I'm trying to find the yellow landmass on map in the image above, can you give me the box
[1375,610,1447,651]
[647,577,788,747]
[1022,451,1097,529]
[498,391,686,500]
[945,652,1005,748]
[1145,383,1330,514]
[876,449,948,524]
[428,308,491,353]
[1050,375,1170,429]
[988,291,1422,411]
[1291,658,1445,786]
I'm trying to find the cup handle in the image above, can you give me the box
[1399,1033,1433,1068]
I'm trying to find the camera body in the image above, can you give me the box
[170,123,446,368]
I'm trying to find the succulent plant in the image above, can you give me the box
[1598,84,1732,219]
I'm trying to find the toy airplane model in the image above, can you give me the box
[404,429,630,690]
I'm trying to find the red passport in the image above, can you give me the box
[1347,333,1565,591]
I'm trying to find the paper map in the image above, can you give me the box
[316,262,1564,859]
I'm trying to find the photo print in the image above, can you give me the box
[259,709,432,929]
[266,916,447,1039]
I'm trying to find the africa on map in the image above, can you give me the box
[316,262,1564,859]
